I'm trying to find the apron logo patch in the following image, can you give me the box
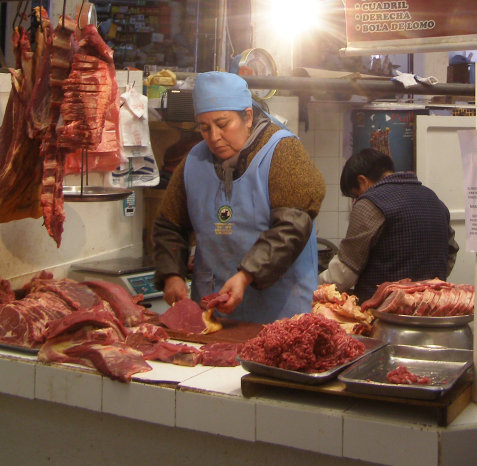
[217,205,232,223]
[216,205,233,235]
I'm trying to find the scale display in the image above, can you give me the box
[125,272,163,298]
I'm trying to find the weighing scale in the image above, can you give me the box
[69,256,163,301]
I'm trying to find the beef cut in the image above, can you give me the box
[159,298,222,334]
[362,278,474,317]
[147,341,202,366]
[125,323,169,358]
[200,292,230,310]
[200,342,243,367]
[84,280,145,327]
[64,342,152,382]
[0,279,15,304]
[312,284,373,335]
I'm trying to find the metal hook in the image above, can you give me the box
[62,0,66,29]
[12,0,28,30]
[38,0,44,32]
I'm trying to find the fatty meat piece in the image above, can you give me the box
[147,341,202,366]
[43,307,127,341]
[159,298,222,334]
[125,323,169,358]
[200,292,230,310]
[64,341,152,382]
[200,342,243,367]
[0,279,15,304]
[84,280,145,327]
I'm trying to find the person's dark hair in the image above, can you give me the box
[237,106,259,123]
[340,148,395,197]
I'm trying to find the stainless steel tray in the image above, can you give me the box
[237,336,386,385]
[64,186,132,202]
[372,309,473,327]
[0,342,39,355]
[338,344,473,400]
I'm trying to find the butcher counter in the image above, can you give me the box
[0,346,477,466]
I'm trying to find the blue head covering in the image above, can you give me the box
[193,71,253,115]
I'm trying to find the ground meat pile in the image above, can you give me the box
[386,365,430,385]
[239,313,366,373]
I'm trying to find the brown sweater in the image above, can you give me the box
[159,123,325,226]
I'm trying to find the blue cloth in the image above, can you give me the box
[184,129,318,324]
[193,71,252,115]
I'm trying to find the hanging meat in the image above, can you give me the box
[0,23,44,222]
[0,8,121,247]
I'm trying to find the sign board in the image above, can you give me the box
[342,0,477,55]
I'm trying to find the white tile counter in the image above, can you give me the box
[1,350,477,466]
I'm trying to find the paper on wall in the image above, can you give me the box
[457,129,477,252]
[111,84,159,187]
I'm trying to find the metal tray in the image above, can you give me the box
[0,342,39,355]
[237,336,386,385]
[372,309,473,327]
[64,186,132,202]
[338,344,473,400]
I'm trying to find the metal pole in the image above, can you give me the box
[174,72,475,97]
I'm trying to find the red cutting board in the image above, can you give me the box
[164,318,263,344]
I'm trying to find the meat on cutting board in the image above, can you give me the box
[159,298,222,334]
[200,292,230,310]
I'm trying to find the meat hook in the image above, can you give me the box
[77,0,86,31]
[12,0,29,30]
[62,0,66,29]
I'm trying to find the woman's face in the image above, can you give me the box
[197,109,253,160]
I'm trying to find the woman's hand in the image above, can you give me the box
[216,270,253,314]
[163,275,189,306]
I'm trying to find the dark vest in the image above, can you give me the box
[355,172,450,302]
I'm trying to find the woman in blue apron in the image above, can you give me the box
[152,72,325,324]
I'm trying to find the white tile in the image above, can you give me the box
[441,426,477,466]
[316,211,339,238]
[0,356,35,399]
[178,366,247,396]
[320,184,339,212]
[338,211,350,239]
[343,402,439,466]
[338,193,352,213]
[102,379,176,426]
[176,389,255,441]
[35,363,102,411]
[298,127,316,154]
[132,359,210,384]
[256,396,345,455]
[316,156,340,185]
[315,130,342,158]
[312,104,344,131]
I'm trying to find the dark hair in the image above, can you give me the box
[237,106,258,123]
[340,148,395,197]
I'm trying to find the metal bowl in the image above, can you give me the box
[371,319,473,350]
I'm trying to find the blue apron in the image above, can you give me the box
[184,129,318,323]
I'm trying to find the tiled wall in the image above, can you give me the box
[299,102,352,249]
